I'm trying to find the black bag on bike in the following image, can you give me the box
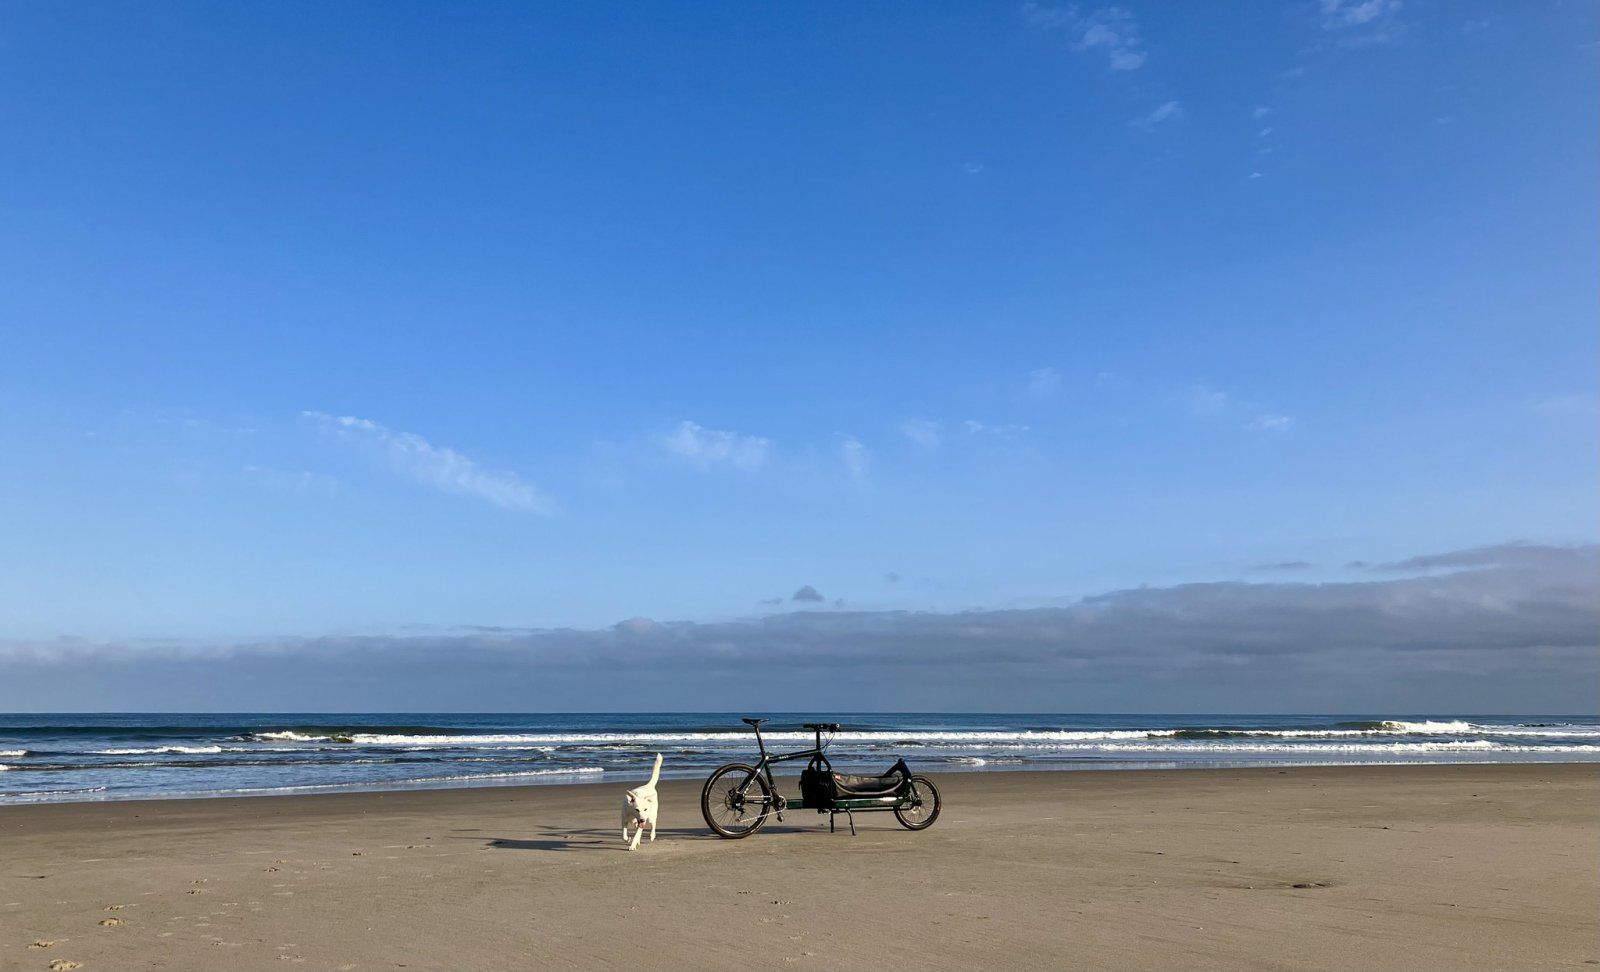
[800,765,836,807]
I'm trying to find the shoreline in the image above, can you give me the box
[4,763,1596,970]
[4,753,1600,808]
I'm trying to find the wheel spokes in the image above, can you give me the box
[707,772,766,833]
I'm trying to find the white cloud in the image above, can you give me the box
[1320,0,1398,28]
[1131,101,1183,132]
[1184,383,1294,433]
[838,435,869,481]
[1025,366,1062,399]
[899,418,943,448]
[962,161,986,175]
[1528,392,1599,418]
[242,465,342,496]
[1318,0,1404,43]
[963,420,1030,439]
[1186,382,1233,415]
[1253,106,1273,119]
[1022,4,1147,71]
[1247,414,1295,432]
[658,420,770,470]
[303,412,553,513]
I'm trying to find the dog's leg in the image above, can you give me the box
[649,813,657,842]
[628,823,642,851]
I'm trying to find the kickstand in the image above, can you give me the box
[829,812,836,833]
[845,808,857,836]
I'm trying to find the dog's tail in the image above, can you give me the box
[647,752,662,787]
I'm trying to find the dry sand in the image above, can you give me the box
[1,763,1595,971]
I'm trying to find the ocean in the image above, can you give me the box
[2,712,1596,805]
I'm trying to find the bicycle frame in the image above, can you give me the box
[734,724,914,815]
[738,722,833,817]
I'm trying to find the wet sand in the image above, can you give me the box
[2,763,1595,971]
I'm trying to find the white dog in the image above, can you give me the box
[621,753,663,851]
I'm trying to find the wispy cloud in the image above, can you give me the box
[1185,383,1295,433]
[1318,0,1405,44]
[658,420,771,470]
[303,412,553,513]
[899,418,943,448]
[242,465,342,497]
[1022,4,1148,71]
[963,419,1030,439]
[1131,100,1183,132]
[1025,366,1062,399]
[1527,392,1599,418]
[838,435,870,481]
[1247,414,1294,432]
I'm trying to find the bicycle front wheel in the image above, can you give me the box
[894,775,941,830]
[701,763,772,838]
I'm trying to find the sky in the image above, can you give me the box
[1,1,1596,712]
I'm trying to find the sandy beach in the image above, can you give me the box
[2,763,1595,971]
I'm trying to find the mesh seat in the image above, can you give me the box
[830,772,904,796]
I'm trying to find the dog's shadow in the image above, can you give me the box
[458,822,824,853]
[455,826,707,853]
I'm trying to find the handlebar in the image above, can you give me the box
[802,722,842,732]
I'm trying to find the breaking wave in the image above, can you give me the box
[7,714,1598,805]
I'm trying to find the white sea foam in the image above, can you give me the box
[1047,741,1600,754]
[96,746,225,755]
[1377,720,1474,733]
[249,729,1177,746]
[226,723,1600,749]
[0,749,26,757]
[251,731,343,742]
[212,766,605,794]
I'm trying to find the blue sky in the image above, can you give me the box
[1,2,1595,710]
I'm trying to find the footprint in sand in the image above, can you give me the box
[99,917,123,926]
[28,940,55,948]
[48,961,82,971]
[105,905,125,911]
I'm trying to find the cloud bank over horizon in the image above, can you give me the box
[5,543,1595,714]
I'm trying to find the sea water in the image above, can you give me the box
[2,712,1596,804]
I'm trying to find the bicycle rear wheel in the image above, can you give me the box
[701,763,772,838]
